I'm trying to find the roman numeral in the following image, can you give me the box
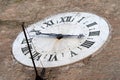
[29,51,42,61]
[77,17,85,23]
[60,16,74,23]
[77,47,82,50]
[21,44,32,55]
[62,53,64,57]
[36,55,42,61]
[81,40,95,48]
[48,54,58,61]
[43,20,54,27]
[21,38,33,44]
[30,29,41,35]
[89,31,100,36]
[71,51,78,57]
[44,54,48,59]
[86,22,97,27]
[32,51,41,59]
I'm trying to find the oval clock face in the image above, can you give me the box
[12,12,110,67]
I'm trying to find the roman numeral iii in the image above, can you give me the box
[81,40,95,48]
[89,31,100,36]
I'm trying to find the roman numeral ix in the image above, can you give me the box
[21,44,32,55]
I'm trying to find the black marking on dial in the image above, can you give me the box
[89,31,100,36]
[43,20,54,27]
[77,17,85,23]
[32,51,41,59]
[30,29,41,35]
[59,16,74,23]
[86,22,97,28]
[21,38,33,44]
[70,51,78,57]
[48,54,58,61]
[21,44,33,55]
[77,47,82,50]
[62,53,64,57]
[81,40,95,48]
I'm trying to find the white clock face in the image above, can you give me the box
[12,12,110,67]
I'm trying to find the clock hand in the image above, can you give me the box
[34,32,84,39]
[22,22,44,80]
[39,32,58,37]
[62,34,85,38]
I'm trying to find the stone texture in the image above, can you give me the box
[0,0,120,80]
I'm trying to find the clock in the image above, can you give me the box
[12,12,110,68]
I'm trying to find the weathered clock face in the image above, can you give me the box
[12,12,110,67]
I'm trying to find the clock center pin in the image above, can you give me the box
[56,34,63,39]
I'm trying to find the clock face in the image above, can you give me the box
[12,12,110,68]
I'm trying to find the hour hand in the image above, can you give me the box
[42,33,84,39]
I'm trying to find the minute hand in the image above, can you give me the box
[38,32,84,39]
[39,32,58,37]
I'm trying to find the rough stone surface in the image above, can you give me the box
[0,0,120,80]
